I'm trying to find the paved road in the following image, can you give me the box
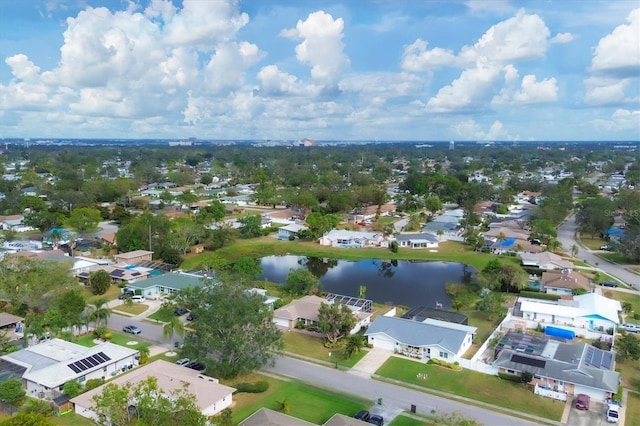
[558,214,639,289]
[107,310,181,348]
[265,356,547,426]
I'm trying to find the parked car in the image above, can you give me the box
[174,307,189,316]
[606,401,620,423]
[529,238,542,245]
[621,323,640,334]
[600,245,612,251]
[185,361,206,372]
[575,394,590,410]
[118,289,135,300]
[368,414,384,426]
[354,410,370,421]
[122,325,141,335]
[600,281,618,287]
[131,295,145,303]
[175,358,190,366]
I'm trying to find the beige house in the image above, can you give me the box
[113,250,153,264]
[71,360,235,421]
[541,270,593,295]
[521,252,575,270]
[241,408,366,426]
[273,295,371,334]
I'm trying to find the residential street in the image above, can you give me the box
[265,356,550,426]
[558,214,639,289]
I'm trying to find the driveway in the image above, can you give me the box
[565,400,608,426]
[558,214,639,289]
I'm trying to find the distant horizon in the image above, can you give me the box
[1,1,638,140]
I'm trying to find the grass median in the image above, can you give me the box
[376,357,564,422]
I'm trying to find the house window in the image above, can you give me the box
[78,375,86,382]
[439,352,448,359]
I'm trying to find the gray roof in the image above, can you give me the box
[127,271,208,291]
[423,221,459,232]
[365,316,476,354]
[395,233,438,243]
[493,342,619,393]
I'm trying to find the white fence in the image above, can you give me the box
[534,384,567,401]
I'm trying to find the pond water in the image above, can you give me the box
[258,255,474,309]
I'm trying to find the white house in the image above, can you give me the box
[70,360,236,421]
[277,223,308,239]
[514,293,621,336]
[0,215,34,232]
[0,339,138,399]
[365,316,477,362]
[394,233,439,249]
[319,229,387,248]
[521,252,575,270]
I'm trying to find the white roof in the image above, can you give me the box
[323,229,381,240]
[519,293,620,324]
[281,223,308,232]
[3,339,138,388]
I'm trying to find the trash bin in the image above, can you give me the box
[174,341,180,348]
[377,398,383,405]
[410,404,416,413]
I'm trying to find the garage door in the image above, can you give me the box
[369,334,396,351]
[274,317,290,328]
[573,385,606,402]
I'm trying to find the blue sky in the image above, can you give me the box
[0,0,638,141]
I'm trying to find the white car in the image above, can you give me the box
[621,323,640,334]
[606,401,620,423]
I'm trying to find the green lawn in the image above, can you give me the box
[609,291,640,323]
[76,332,152,352]
[52,412,96,426]
[283,331,369,368]
[229,373,369,424]
[112,303,149,315]
[180,237,517,273]
[376,357,564,421]
[578,234,607,250]
[81,285,122,304]
[460,309,503,358]
[146,306,174,322]
[389,415,429,426]
[617,356,640,393]
[626,391,640,426]
[600,252,639,265]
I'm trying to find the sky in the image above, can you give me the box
[0,0,639,141]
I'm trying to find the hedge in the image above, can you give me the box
[519,291,560,301]
[498,372,523,383]
[233,381,269,394]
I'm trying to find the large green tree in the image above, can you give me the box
[284,268,322,296]
[173,279,283,379]
[317,302,356,345]
[91,376,210,426]
[616,332,640,361]
[576,196,615,238]
[66,207,102,235]
[88,270,111,295]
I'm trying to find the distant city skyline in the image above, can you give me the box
[1,0,639,141]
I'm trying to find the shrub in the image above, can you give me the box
[288,234,295,241]
[62,381,82,398]
[233,381,269,394]
[519,291,560,301]
[390,241,398,253]
[84,378,105,392]
[0,378,26,404]
[93,326,109,340]
[498,372,522,383]
[634,312,640,320]
[19,398,54,417]
[520,371,533,383]
[427,358,462,371]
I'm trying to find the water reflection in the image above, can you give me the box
[258,255,473,309]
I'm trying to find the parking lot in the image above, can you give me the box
[566,400,610,426]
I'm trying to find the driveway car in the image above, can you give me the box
[122,325,141,335]
[118,290,134,300]
[600,245,612,251]
[368,414,384,426]
[175,358,190,366]
[600,281,618,287]
[621,323,640,333]
[575,394,590,410]
[174,307,189,316]
[354,410,370,421]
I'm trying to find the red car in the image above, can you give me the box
[575,394,590,410]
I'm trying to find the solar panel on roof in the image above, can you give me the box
[112,270,124,277]
[85,356,99,367]
[74,362,88,372]
[511,353,546,368]
[95,352,111,362]
[68,363,82,374]
[79,359,92,370]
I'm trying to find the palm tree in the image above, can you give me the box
[497,232,506,255]
[137,346,150,365]
[436,229,444,241]
[89,298,112,328]
[571,244,579,257]
[162,316,185,343]
[344,334,366,359]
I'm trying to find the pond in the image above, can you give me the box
[258,255,474,309]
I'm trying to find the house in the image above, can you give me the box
[512,293,621,336]
[493,333,619,402]
[0,338,138,400]
[70,360,236,421]
[0,215,34,232]
[394,233,438,249]
[364,315,477,362]
[521,252,575,270]
[277,223,308,240]
[541,269,593,295]
[241,408,365,426]
[273,294,372,334]
[77,264,151,286]
[319,229,387,248]
[353,203,397,221]
[126,270,211,300]
[422,208,464,240]
[113,250,153,264]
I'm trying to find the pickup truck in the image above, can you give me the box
[606,401,620,423]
